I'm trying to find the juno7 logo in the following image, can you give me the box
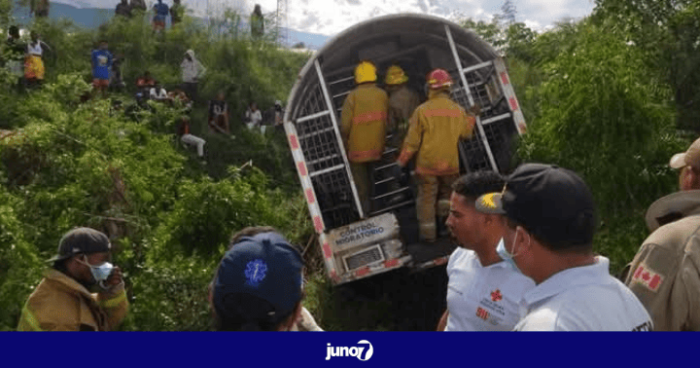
[325,340,373,361]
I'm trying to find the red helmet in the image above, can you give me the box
[427,69,453,90]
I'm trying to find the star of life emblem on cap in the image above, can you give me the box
[244,259,268,288]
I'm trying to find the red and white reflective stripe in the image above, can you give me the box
[493,57,527,135]
[284,122,339,281]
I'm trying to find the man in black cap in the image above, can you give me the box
[475,163,652,331]
[17,227,129,331]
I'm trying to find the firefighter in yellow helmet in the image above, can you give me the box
[395,69,477,242]
[341,60,389,216]
[385,65,421,149]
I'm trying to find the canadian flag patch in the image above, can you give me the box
[632,264,664,292]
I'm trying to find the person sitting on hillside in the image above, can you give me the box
[177,116,206,159]
[136,71,156,91]
[30,0,50,18]
[125,91,154,121]
[170,0,183,25]
[209,227,323,331]
[152,0,169,32]
[208,91,230,134]
[109,56,126,92]
[245,102,263,131]
[130,0,146,12]
[168,88,192,110]
[115,0,132,18]
[149,81,168,102]
[91,40,114,97]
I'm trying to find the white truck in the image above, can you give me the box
[283,14,527,286]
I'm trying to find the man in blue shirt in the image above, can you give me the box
[91,40,113,97]
[152,0,169,32]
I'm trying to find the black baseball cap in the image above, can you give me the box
[212,232,304,318]
[47,227,112,263]
[475,163,597,250]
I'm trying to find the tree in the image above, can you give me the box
[500,0,517,26]
[593,0,700,133]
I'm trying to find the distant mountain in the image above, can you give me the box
[11,3,330,50]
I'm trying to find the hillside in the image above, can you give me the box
[11,2,331,49]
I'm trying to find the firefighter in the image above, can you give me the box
[395,69,476,242]
[385,65,420,149]
[340,60,389,216]
[17,227,129,331]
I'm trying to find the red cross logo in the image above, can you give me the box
[491,289,503,302]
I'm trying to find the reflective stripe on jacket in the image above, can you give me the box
[340,83,389,163]
[17,269,128,331]
[398,90,475,176]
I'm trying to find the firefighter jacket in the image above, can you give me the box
[397,90,475,176]
[340,83,389,163]
[388,85,421,133]
[622,190,700,331]
[17,269,129,331]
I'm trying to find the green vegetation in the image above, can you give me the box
[0,8,313,331]
[1,1,699,331]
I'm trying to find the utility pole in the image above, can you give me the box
[277,0,288,46]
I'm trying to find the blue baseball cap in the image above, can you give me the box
[213,232,304,318]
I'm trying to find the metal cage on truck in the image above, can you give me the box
[284,14,527,286]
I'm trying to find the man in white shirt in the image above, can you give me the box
[149,81,168,101]
[437,171,535,331]
[475,163,653,331]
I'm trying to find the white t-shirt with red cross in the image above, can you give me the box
[445,247,535,331]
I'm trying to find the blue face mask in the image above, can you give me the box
[496,228,527,273]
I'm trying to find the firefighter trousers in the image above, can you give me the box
[350,161,374,217]
[416,174,459,242]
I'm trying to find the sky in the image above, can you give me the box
[53,0,597,36]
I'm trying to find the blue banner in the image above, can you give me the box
[0,332,695,367]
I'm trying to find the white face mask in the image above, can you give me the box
[496,227,529,273]
[79,256,114,285]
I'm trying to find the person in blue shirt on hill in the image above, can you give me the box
[91,40,113,97]
[152,0,169,32]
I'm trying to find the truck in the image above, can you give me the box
[283,14,527,286]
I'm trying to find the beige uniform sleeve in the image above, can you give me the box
[97,282,129,331]
[340,91,355,148]
[397,110,423,166]
[624,242,695,331]
[460,111,475,140]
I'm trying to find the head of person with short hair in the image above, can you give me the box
[210,228,305,331]
[99,40,108,50]
[9,25,20,39]
[17,227,129,331]
[669,137,700,191]
[475,163,598,284]
[50,227,118,290]
[30,30,38,43]
[447,171,506,265]
[216,91,225,101]
[475,163,653,331]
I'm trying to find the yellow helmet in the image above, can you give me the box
[355,61,377,84]
[385,65,409,85]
